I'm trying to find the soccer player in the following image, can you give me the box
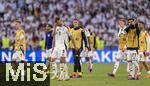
[108,19,127,77]
[11,20,26,77]
[51,18,73,81]
[42,24,53,74]
[69,19,88,78]
[86,31,96,72]
[125,18,140,80]
[138,21,150,78]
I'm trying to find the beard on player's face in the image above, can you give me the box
[128,20,134,25]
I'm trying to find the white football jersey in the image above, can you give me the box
[54,26,70,48]
[83,29,90,48]
[118,26,126,37]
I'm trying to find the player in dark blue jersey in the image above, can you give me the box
[43,24,54,74]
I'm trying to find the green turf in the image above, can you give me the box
[51,63,150,86]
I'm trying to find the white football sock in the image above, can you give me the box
[89,59,93,69]
[113,61,119,75]
[129,62,135,77]
[59,63,64,79]
[130,62,135,77]
[133,61,141,75]
[52,62,57,76]
[64,64,69,79]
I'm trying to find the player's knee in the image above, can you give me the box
[51,57,56,62]
[60,57,66,63]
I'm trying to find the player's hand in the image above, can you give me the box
[133,19,138,25]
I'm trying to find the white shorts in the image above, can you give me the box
[12,50,26,62]
[138,52,146,61]
[88,50,94,58]
[116,50,127,60]
[80,50,88,57]
[127,50,138,61]
[46,49,52,58]
[51,47,67,59]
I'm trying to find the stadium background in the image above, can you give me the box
[0,0,150,86]
[0,0,150,50]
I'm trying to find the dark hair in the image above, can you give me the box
[128,18,134,21]
[138,21,145,25]
[73,19,79,22]
[47,24,53,28]
[55,17,60,23]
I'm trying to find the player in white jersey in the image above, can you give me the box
[87,31,96,72]
[51,18,75,81]
[80,27,91,71]
[108,19,127,77]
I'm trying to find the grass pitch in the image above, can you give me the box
[51,63,150,86]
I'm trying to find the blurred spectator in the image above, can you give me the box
[2,34,10,49]
[96,36,104,50]
[39,38,45,50]
[31,32,39,49]
[0,0,4,20]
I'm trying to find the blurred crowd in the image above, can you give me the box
[0,0,150,50]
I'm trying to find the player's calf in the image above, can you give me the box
[88,57,93,72]
[44,57,51,72]
[50,58,58,80]
[59,57,69,81]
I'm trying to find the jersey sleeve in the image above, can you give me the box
[146,33,150,52]
[81,30,88,48]
[65,27,72,37]
[85,29,90,37]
